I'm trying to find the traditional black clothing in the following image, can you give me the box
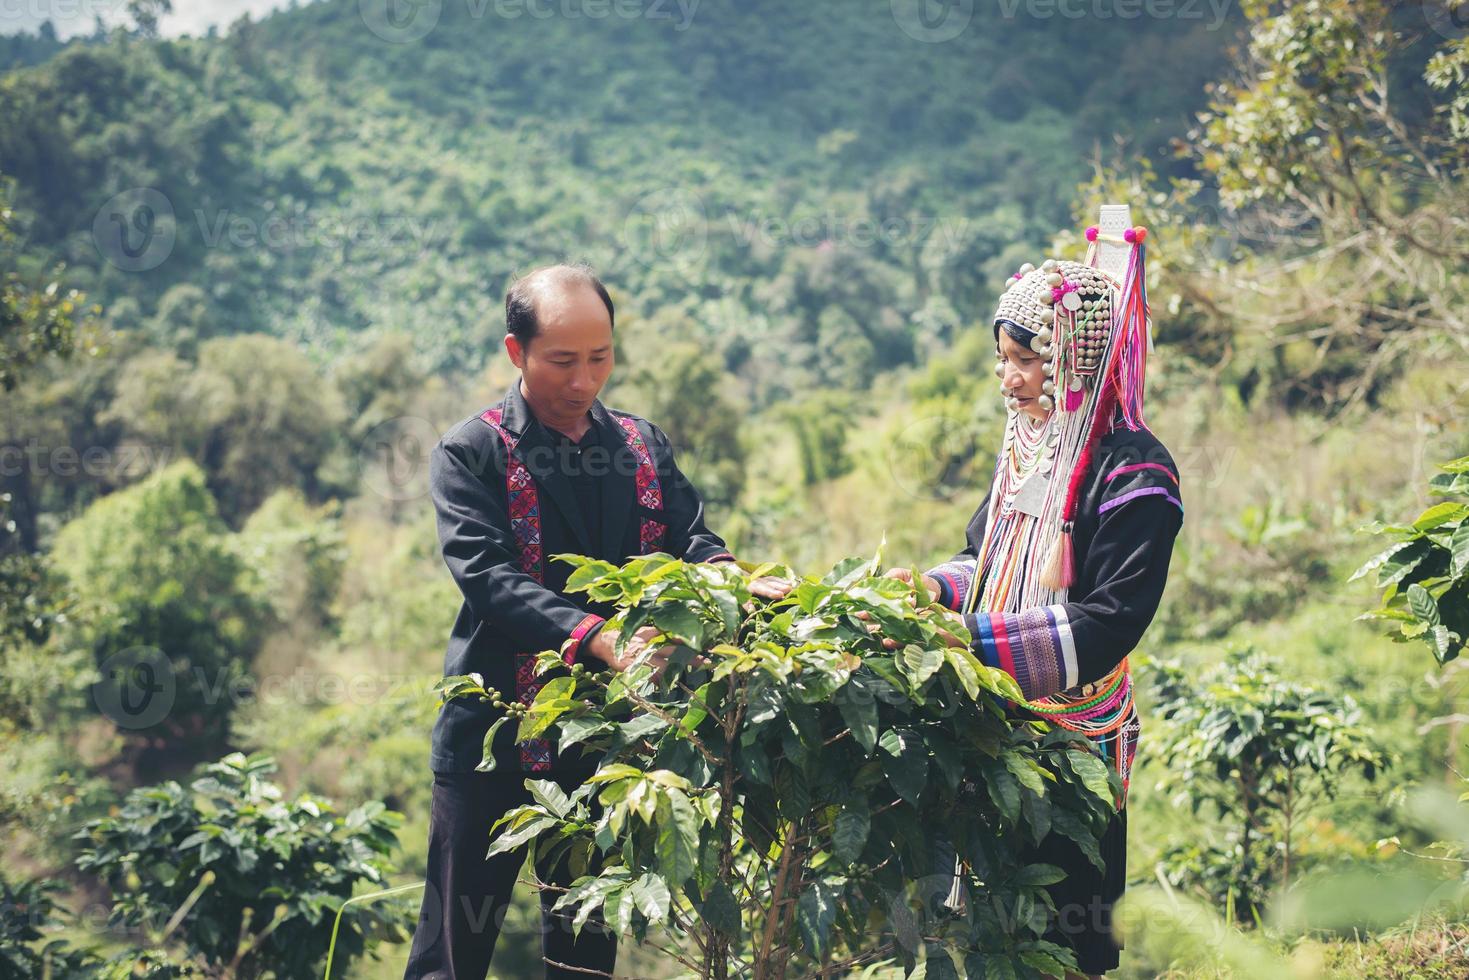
[924,223,1182,974]
[928,425,1182,792]
[927,425,1182,973]
[405,382,734,980]
[426,382,733,775]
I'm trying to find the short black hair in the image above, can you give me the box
[505,263,615,346]
[994,318,1037,347]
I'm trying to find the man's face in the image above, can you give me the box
[506,286,615,426]
[997,329,1051,422]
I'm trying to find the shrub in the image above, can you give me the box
[438,552,1119,978]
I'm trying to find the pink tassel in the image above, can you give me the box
[1039,521,1076,590]
[1065,386,1085,412]
[1113,244,1150,431]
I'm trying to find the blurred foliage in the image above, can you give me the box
[49,460,266,752]
[0,177,99,393]
[1150,651,1387,925]
[74,752,411,979]
[234,488,346,631]
[0,871,201,978]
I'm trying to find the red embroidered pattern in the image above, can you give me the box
[481,408,555,771]
[615,416,668,553]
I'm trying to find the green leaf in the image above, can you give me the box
[1450,522,1469,580]
[984,762,1021,823]
[1016,863,1067,887]
[1003,752,1047,796]
[1017,949,1074,977]
[475,714,512,773]
[832,805,870,865]
[1349,541,1414,584]
[1407,584,1441,627]
[1050,808,1104,871]
[487,815,557,857]
[518,698,579,742]
[526,780,573,819]
[898,644,943,687]
[677,683,712,737]
[837,681,879,755]
[822,556,869,587]
[878,728,928,804]
[1413,502,1469,531]
[1376,539,1432,589]
[558,716,613,753]
[1431,624,1462,664]
[1020,784,1052,847]
[943,648,983,700]
[630,873,671,924]
[654,791,699,887]
[1429,472,1469,497]
[653,603,705,646]
[924,942,959,980]
[796,880,840,959]
[563,559,619,593]
[700,880,742,937]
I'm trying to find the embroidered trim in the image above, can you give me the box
[1104,461,1178,484]
[565,613,605,665]
[967,603,1077,700]
[927,559,976,611]
[481,408,554,771]
[1097,484,1183,515]
[481,408,544,580]
[614,416,668,553]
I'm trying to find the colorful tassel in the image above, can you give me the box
[1038,520,1076,589]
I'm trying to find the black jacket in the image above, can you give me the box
[929,424,1184,697]
[428,383,733,773]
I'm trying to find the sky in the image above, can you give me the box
[1,0,295,38]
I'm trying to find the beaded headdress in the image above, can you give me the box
[975,220,1152,608]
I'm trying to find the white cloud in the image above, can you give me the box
[2,0,298,40]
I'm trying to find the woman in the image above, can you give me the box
[891,225,1184,978]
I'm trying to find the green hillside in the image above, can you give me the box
[0,0,1234,395]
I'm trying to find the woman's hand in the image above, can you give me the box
[854,597,969,650]
[881,566,942,604]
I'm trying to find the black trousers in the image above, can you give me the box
[1026,806,1127,976]
[402,768,619,980]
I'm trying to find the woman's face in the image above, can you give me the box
[997,330,1051,422]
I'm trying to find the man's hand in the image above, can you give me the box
[584,625,680,678]
[882,566,942,604]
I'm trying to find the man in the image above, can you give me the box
[403,264,785,979]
